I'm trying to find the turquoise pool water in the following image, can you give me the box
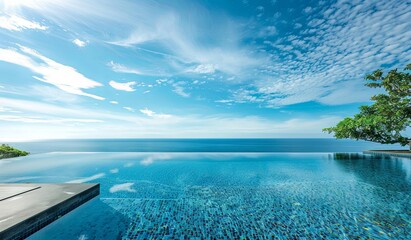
[1,152,410,239]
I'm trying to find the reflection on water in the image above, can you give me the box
[333,153,411,192]
[29,198,129,240]
[333,152,390,160]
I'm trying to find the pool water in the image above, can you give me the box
[0,152,410,239]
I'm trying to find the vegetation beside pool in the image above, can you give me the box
[0,144,29,159]
[324,63,411,149]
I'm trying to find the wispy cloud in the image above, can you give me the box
[187,64,216,74]
[107,61,143,75]
[0,107,21,113]
[0,115,103,123]
[0,15,47,31]
[30,85,81,103]
[3,0,409,108]
[140,108,172,119]
[107,60,173,77]
[0,97,151,123]
[0,0,409,141]
[0,0,261,98]
[108,3,264,75]
[109,80,136,92]
[258,26,277,37]
[0,96,341,141]
[72,39,87,47]
[171,81,190,98]
[0,45,104,100]
[225,0,411,107]
[123,107,134,112]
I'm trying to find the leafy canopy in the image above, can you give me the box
[323,63,411,146]
[0,144,29,159]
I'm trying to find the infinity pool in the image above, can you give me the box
[0,152,410,239]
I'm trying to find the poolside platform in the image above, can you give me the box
[0,183,100,240]
[364,150,411,158]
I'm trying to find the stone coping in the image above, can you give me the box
[0,183,100,240]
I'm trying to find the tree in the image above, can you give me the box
[323,63,411,149]
[0,144,29,159]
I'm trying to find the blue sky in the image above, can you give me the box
[0,0,410,141]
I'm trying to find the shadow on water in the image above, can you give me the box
[331,153,411,192]
[28,199,130,240]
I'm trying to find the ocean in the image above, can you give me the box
[8,138,405,153]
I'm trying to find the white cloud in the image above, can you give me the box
[109,5,264,75]
[156,79,168,85]
[0,115,103,123]
[187,64,216,74]
[172,82,190,98]
[0,97,342,141]
[0,107,20,113]
[294,23,303,29]
[107,59,174,77]
[303,7,313,13]
[72,39,87,47]
[0,97,152,123]
[173,85,190,98]
[317,81,379,105]
[0,45,104,100]
[256,6,265,11]
[110,101,118,104]
[0,97,95,118]
[258,26,277,37]
[155,79,191,98]
[1,0,408,111]
[107,61,142,75]
[227,0,411,107]
[139,108,155,117]
[0,97,143,124]
[140,108,171,119]
[215,99,234,104]
[0,15,47,31]
[123,107,134,112]
[30,85,81,103]
[109,80,136,92]
[109,183,136,193]
[2,0,263,79]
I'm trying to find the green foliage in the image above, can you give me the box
[323,63,411,146]
[0,144,29,159]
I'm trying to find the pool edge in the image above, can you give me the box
[0,183,100,240]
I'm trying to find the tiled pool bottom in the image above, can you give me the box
[0,152,410,239]
[30,182,411,239]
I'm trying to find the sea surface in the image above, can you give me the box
[8,138,406,153]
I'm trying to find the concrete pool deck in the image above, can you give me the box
[0,183,100,240]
